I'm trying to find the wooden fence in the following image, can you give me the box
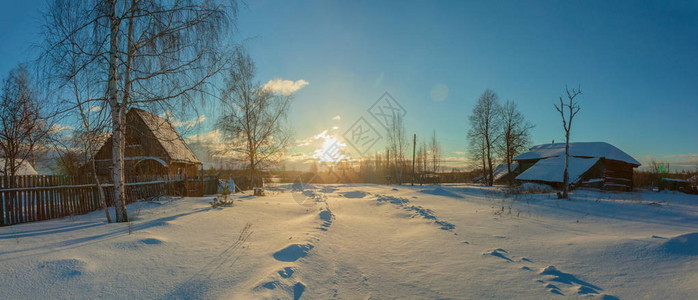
[0,174,218,226]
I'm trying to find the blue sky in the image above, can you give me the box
[1,0,697,170]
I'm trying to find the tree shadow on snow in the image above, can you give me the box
[0,207,213,261]
[0,221,104,239]
[540,266,602,293]
[419,187,464,199]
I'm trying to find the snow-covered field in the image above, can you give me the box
[1,184,696,299]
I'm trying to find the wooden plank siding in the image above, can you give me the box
[601,158,635,191]
[91,109,202,178]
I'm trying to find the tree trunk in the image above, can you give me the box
[562,131,570,198]
[480,144,486,185]
[91,157,111,223]
[248,141,256,189]
[108,0,127,222]
[111,106,128,221]
[485,136,494,186]
[506,157,513,186]
[411,134,415,186]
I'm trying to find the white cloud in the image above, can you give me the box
[639,153,698,171]
[295,130,329,147]
[332,115,341,121]
[185,129,221,145]
[88,105,101,112]
[49,124,73,134]
[171,115,206,128]
[664,154,698,159]
[263,79,309,96]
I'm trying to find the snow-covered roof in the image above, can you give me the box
[0,159,39,175]
[689,176,698,184]
[132,109,201,164]
[516,156,599,183]
[493,163,518,181]
[513,142,640,166]
[661,178,688,183]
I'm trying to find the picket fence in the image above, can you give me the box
[0,174,218,226]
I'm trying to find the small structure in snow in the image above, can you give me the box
[0,159,39,175]
[513,142,641,190]
[92,108,202,177]
[659,178,693,193]
[688,175,698,187]
[493,163,519,183]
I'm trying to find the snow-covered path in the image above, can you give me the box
[0,184,696,299]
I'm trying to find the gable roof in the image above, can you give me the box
[493,163,518,181]
[516,156,599,183]
[513,142,641,166]
[131,109,201,164]
[0,159,39,175]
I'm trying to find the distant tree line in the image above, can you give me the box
[634,160,698,188]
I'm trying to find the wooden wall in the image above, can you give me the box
[92,110,202,177]
[601,159,635,190]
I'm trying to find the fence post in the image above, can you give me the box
[0,176,5,226]
[183,175,188,197]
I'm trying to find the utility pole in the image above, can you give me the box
[411,133,416,186]
[386,149,390,185]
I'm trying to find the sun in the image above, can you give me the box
[313,135,346,162]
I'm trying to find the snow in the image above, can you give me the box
[493,163,518,181]
[516,156,599,183]
[583,178,604,184]
[662,178,689,183]
[514,142,641,166]
[689,176,698,185]
[516,182,556,193]
[1,184,697,299]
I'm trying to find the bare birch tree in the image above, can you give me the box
[497,100,534,185]
[386,115,407,185]
[429,130,441,184]
[42,0,237,222]
[72,84,112,223]
[216,50,293,189]
[0,66,51,177]
[468,89,501,186]
[416,141,428,185]
[467,130,486,184]
[555,86,582,198]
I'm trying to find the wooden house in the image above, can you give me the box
[92,108,202,178]
[513,142,641,190]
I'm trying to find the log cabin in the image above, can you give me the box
[513,142,641,191]
[91,108,202,178]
